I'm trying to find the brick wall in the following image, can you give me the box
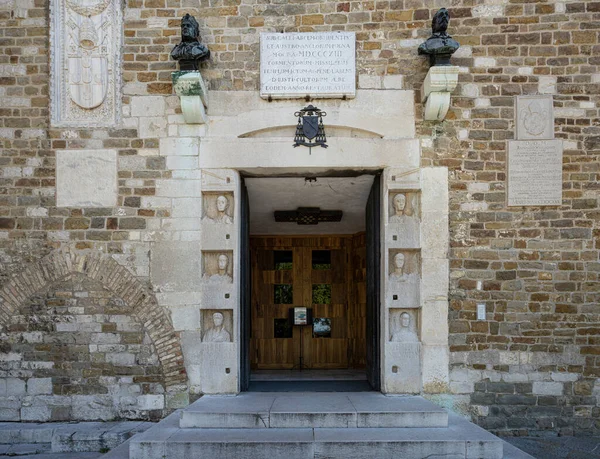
[0,273,166,421]
[0,0,599,433]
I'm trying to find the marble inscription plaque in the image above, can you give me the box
[515,95,554,140]
[260,32,356,99]
[507,140,563,206]
[50,0,122,126]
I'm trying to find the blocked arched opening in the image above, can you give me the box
[0,250,187,393]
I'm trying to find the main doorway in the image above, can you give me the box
[239,174,381,391]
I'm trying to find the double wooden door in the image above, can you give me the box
[250,236,366,370]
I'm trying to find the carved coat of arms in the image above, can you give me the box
[51,0,120,126]
[66,0,110,109]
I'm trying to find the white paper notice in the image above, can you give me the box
[507,140,563,206]
[260,32,356,99]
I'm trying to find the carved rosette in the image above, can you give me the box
[50,0,122,127]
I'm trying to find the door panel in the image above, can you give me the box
[240,179,251,391]
[366,174,381,390]
[250,236,365,371]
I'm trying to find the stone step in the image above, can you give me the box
[130,413,504,459]
[179,392,448,428]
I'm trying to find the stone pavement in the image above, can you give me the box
[0,420,151,459]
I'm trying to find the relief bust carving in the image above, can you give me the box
[389,252,416,283]
[203,253,233,283]
[203,312,231,343]
[390,193,415,221]
[391,312,418,343]
[208,195,233,224]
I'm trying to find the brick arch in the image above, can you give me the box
[0,249,187,390]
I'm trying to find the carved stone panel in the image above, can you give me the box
[389,309,419,343]
[202,251,234,284]
[50,0,122,127]
[515,95,554,140]
[202,310,233,343]
[202,192,234,224]
[387,249,420,308]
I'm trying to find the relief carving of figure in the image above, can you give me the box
[390,193,414,222]
[207,195,233,224]
[171,14,210,71]
[390,252,415,283]
[204,253,233,283]
[392,312,419,343]
[203,312,231,343]
[66,0,112,110]
[391,312,418,343]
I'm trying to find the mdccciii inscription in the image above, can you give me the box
[260,32,356,99]
[507,140,563,207]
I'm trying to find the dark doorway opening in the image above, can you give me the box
[239,173,381,392]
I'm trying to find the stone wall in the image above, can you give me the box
[1,274,165,421]
[0,0,599,434]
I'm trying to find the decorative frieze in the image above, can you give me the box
[50,0,122,127]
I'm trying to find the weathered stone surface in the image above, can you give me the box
[56,150,118,207]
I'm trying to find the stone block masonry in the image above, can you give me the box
[0,0,599,436]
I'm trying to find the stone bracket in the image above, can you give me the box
[172,71,208,124]
[420,66,459,121]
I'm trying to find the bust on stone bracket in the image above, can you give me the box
[171,14,210,124]
[418,8,460,121]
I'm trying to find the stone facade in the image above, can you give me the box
[0,0,599,436]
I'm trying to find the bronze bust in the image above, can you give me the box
[171,14,210,71]
[418,8,460,66]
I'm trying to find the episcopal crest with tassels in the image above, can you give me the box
[293,105,328,154]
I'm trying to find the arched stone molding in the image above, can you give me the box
[0,249,187,391]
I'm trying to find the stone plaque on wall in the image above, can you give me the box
[260,32,356,99]
[507,140,563,206]
[56,149,118,207]
[50,0,122,127]
[515,95,554,140]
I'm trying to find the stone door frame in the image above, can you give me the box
[180,90,449,395]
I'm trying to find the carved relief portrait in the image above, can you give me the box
[389,309,419,343]
[389,250,420,283]
[51,0,122,126]
[202,251,233,283]
[389,192,419,222]
[203,192,234,224]
[202,310,232,343]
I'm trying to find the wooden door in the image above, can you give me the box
[366,174,381,390]
[250,236,366,370]
[239,179,251,390]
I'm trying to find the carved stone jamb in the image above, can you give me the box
[420,66,459,121]
[172,71,208,124]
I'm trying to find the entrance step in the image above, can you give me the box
[129,412,506,459]
[179,392,448,429]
